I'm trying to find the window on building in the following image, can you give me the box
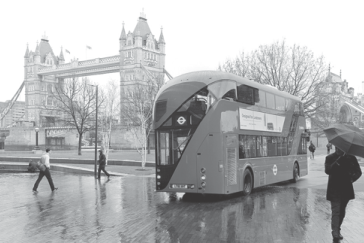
[47,98,52,106]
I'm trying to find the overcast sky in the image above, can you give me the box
[1,0,363,102]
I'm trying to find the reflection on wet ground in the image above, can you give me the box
[0,172,363,242]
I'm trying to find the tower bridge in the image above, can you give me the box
[1,10,170,127]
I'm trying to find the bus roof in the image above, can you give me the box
[160,70,301,101]
[154,71,301,129]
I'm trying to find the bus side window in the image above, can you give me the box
[266,93,275,109]
[237,84,254,105]
[294,102,300,115]
[299,103,304,116]
[239,135,256,158]
[275,96,285,111]
[255,90,266,107]
[267,137,278,156]
[285,99,291,111]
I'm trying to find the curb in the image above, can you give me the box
[0,156,155,167]
[0,162,134,177]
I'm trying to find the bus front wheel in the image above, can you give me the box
[242,169,253,196]
[291,162,300,183]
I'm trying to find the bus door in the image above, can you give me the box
[224,134,238,194]
[196,133,224,193]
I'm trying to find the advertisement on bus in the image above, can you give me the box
[239,108,285,132]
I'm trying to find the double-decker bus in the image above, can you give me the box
[153,71,309,195]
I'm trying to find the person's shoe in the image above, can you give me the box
[339,234,343,240]
[52,187,58,192]
[332,232,341,241]
[32,189,38,193]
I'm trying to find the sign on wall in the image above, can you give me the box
[239,108,285,132]
[46,127,72,138]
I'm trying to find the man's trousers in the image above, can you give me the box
[33,168,55,191]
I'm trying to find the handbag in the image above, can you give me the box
[36,161,46,172]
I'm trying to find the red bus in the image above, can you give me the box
[153,71,309,195]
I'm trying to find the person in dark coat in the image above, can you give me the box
[326,142,332,155]
[97,149,110,179]
[308,141,316,159]
[325,147,362,241]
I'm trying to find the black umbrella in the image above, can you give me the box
[323,123,364,158]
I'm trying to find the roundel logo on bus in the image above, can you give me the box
[177,116,186,125]
[273,164,278,176]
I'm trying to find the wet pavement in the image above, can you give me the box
[1,160,364,242]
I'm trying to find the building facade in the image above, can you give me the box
[0,101,25,127]
[23,34,64,127]
[313,71,364,129]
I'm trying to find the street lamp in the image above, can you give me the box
[34,127,40,150]
[88,84,98,178]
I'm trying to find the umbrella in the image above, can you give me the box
[323,123,364,158]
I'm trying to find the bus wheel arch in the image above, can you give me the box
[292,161,300,183]
[242,167,254,196]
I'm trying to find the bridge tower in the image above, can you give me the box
[23,34,64,127]
[119,10,166,123]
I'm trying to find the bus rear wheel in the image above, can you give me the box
[242,169,253,196]
[292,162,300,183]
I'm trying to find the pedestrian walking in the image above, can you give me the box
[326,142,333,155]
[97,149,110,179]
[308,141,316,159]
[325,146,362,242]
[32,148,58,193]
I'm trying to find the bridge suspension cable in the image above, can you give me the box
[163,67,173,80]
[0,81,25,125]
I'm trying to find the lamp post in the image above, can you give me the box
[88,84,98,178]
[34,127,39,150]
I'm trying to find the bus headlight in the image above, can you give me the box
[201,182,206,187]
[201,175,206,180]
[201,168,206,173]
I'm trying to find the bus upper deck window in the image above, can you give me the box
[299,103,304,116]
[237,84,254,105]
[255,90,266,107]
[208,80,236,101]
[275,96,285,111]
[285,99,291,111]
[266,93,275,109]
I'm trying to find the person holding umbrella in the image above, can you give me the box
[324,124,363,242]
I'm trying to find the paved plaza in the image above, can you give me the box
[1,155,364,243]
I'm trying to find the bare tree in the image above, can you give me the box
[219,39,329,117]
[48,77,104,155]
[123,75,163,168]
[311,83,343,129]
[99,80,120,164]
